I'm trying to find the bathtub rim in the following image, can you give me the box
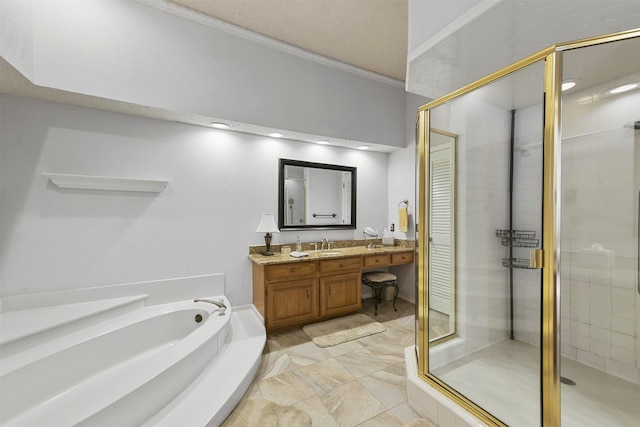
[0,296,230,375]
[0,273,226,312]
[1,296,232,426]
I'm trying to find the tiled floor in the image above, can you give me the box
[236,297,640,426]
[237,298,430,427]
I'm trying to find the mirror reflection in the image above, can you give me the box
[278,159,356,230]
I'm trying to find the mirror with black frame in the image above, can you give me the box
[278,159,356,230]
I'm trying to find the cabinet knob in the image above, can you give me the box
[306,289,310,298]
[328,285,332,296]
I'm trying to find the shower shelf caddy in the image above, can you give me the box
[496,229,539,269]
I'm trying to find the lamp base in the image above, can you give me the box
[262,232,274,256]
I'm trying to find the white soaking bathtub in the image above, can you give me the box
[0,275,266,427]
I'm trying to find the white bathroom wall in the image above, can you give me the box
[407,0,483,52]
[0,94,390,305]
[386,93,430,302]
[0,0,406,149]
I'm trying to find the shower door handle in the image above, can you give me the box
[637,191,639,295]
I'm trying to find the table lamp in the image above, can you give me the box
[255,213,280,256]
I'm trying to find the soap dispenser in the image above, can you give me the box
[296,236,302,252]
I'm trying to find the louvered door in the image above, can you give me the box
[429,142,455,315]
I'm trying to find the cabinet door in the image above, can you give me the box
[266,279,319,330]
[319,272,362,317]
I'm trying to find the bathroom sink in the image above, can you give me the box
[318,251,342,256]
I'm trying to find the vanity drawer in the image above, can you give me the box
[391,251,414,265]
[265,261,317,283]
[320,257,362,275]
[363,254,390,268]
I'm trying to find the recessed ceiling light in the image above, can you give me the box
[211,122,230,129]
[268,132,284,138]
[561,81,576,91]
[609,83,638,94]
[316,140,330,145]
[357,145,371,150]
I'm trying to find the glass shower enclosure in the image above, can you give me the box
[416,29,639,426]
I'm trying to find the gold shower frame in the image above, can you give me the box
[415,28,640,427]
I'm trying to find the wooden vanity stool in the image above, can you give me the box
[362,271,398,316]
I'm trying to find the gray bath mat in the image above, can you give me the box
[302,313,386,347]
[221,398,311,427]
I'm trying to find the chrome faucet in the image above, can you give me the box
[321,238,329,251]
[194,299,227,316]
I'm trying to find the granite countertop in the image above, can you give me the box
[248,244,414,265]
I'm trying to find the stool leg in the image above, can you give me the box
[392,284,399,311]
[372,286,379,316]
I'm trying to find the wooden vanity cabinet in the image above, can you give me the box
[251,248,413,332]
[258,261,319,331]
[319,257,362,318]
[266,278,319,331]
[253,256,362,332]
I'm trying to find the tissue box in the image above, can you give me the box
[382,236,394,246]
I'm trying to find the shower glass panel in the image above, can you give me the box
[559,36,640,426]
[425,60,545,426]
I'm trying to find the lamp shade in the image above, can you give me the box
[255,213,280,233]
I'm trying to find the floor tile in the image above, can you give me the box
[294,396,340,427]
[294,358,357,396]
[325,339,367,357]
[355,410,403,426]
[255,350,297,381]
[335,347,390,378]
[234,299,426,426]
[358,364,407,409]
[257,370,316,405]
[287,340,334,366]
[388,401,422,424]
[321,381,387,427]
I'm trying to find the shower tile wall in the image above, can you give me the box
[560,81,640,385]
[512,104,544,347]
[446,97,511,355]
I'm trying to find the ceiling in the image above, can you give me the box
[2,1,636,151]
[168,0,408,82]
[0,0,410,153]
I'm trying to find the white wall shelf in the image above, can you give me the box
[42,173,168,193]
